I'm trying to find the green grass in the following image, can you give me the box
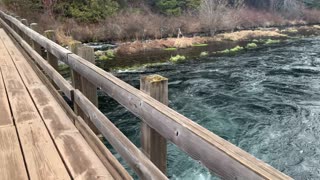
[229,46,244,53]
[246,43,258,49]
[164,47,177,51]
[265,39,281,45]
[200,51,209,57]
[192,43,208,47]
[170,55,186,62]
[99,55,110,61]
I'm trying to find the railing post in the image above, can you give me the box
[140,74,168,174]
[30,23,42,55]
[77,45,100,134]
[44,30,58,70]
[20,19,28,42]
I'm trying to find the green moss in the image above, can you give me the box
[229,45,244,53]
[192,43,208,47]
[252,39,259,43]
[106,50,115,57]
[246,43,258,49]
[265,39,281,45]
[214,46,244,55]
[170,55,186,62]
[215,49,230,54]
[58,63,69,70]
[99,55,110,61]
[200,51,209,57]
[164,47,177,51]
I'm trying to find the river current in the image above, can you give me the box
[99,37,320,179]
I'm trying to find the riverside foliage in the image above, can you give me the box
[2,0,320,41]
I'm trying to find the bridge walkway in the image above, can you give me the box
[0,28,116,180]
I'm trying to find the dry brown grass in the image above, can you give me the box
[215,30,287,41]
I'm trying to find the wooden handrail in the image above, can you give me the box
[0,10,292,179]
[0,16,166,179]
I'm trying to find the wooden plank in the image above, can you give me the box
[18,38,130,179]
[0,34,13,67]
[140,75,168,174]
[55,132,114,180]
[75,116,132,180]
[0,20,73,99]
[0,30,71,180]
[3,29,113,179]
[17,121,71,180]
[1,65,40,124]
[0,19,128,180]
[1,13,70,62]
[67,54,291,180]
[0,68,12,126]
[74,90,168,180]
[0,126,28,180]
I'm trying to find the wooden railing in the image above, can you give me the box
[0,10,292,180]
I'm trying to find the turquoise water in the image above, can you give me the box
[99,37,320,179]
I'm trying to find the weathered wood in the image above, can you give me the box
[0,30,71,180]
[68,41,82,89]
[17,121,71,180]
[20,19,28,26]
[0,126,28,180]
[44,30,59,70]
[2,26,115,180]
[0,64,13,126]
[77,45,99,134]
[75,116,132,180]
[21,37,130,179]
[29,23,42,54]
[68,41,84,117]
[140,75,168,174]
[66,53,291,180]
[0,19,73,99]
[74,90,168,180]
[1,13,70,62]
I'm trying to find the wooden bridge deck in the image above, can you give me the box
[0,28,115,179]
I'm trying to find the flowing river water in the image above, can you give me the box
[97,37,320,179]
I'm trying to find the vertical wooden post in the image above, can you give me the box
[44,30,59,70]
[20,19,28,42]
[68,41,82,89]
[140,74,168,174]
[77,46,99,134]
[30,23,42,55]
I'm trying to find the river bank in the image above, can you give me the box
[114,25,320,55]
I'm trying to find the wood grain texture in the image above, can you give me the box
[74,90,168,180]
[0,67,12,126]
[0,18,128,180]
[77,45,99,134]
[44,30,59,71]
[140,75,168,174]
[17,121,71,180]
[0,28,71,180]
[0,126,28,180]
[75,116,132,180]
[0,20,72,99]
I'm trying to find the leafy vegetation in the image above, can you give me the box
[3,0,320,41]
[170,55,186,62]
[246,43,258,49]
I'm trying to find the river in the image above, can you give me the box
[98,37,320,179]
